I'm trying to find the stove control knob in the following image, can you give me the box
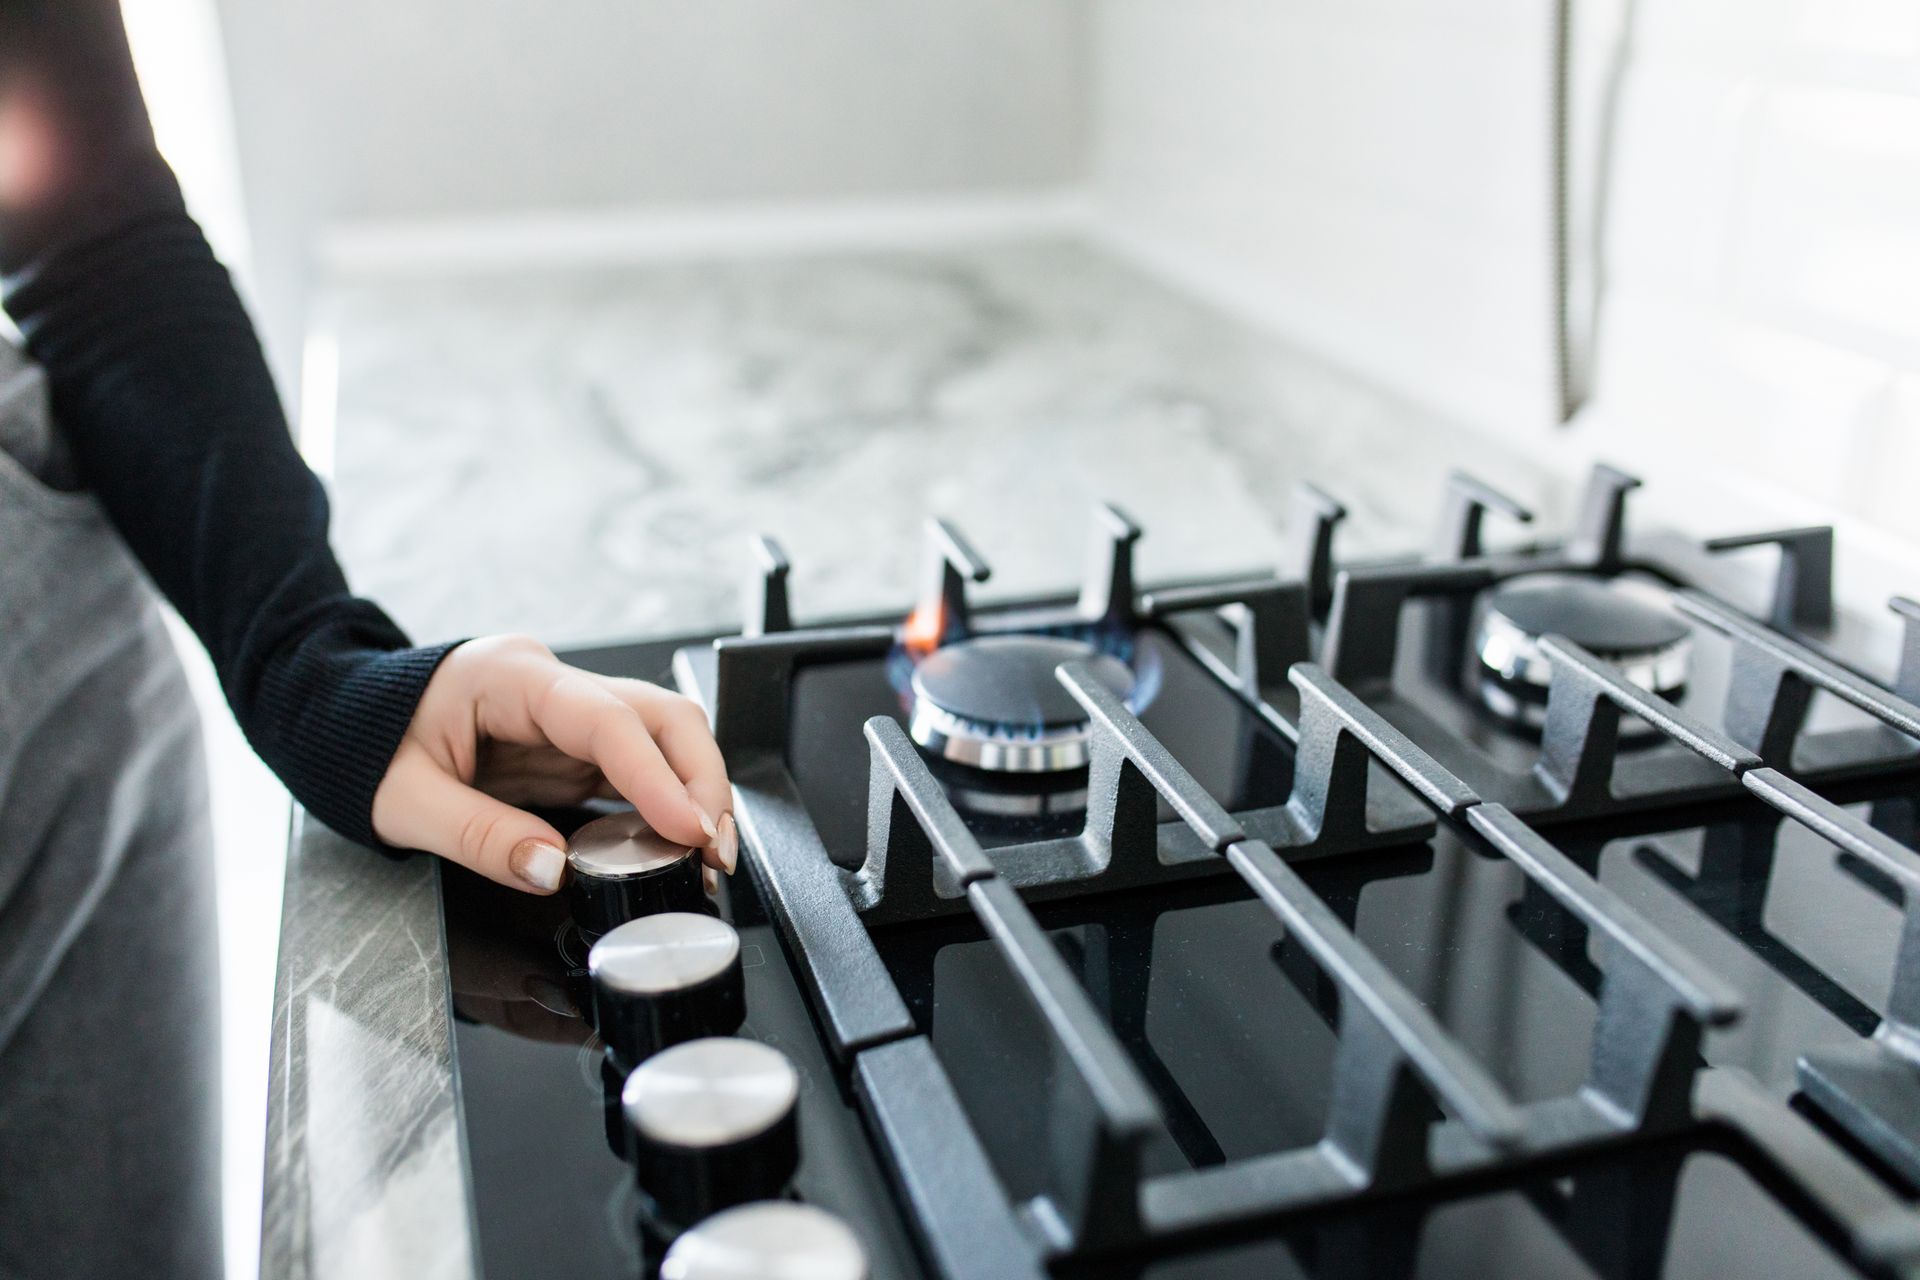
[588,912,745,1071]
[661,1202,867,1280]
[623,1037,800,1229]
[567,811,707,936]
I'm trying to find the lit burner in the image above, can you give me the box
[907,634,1133,773]
[1472,573,1692,729]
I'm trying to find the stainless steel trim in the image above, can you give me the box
[907,698,1092,773]
[589,913,740,996]
[622,1038,798,1148]
[660,1202,868,1280]
[568,810,697,880]
[1475,607,1693,692]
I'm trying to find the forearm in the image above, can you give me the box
[6,155,360,689]
[0,1,739,888]
[0,2,450,844]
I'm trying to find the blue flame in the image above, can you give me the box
[888,618,1164,732]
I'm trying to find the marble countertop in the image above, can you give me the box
[323,238,1556,646]
[262,236,1555,1278]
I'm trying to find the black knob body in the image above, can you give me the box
[623,1037,800,1231]
[567,811,708,936]
[599,1055,630,1162]
[660,1202,868,1280]
[588,912,745,1072]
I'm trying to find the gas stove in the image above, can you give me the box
[440,463,1920,1279]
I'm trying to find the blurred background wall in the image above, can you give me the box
[211,0,1092,387]
[228,1,1088,214]
[1092,1,1559,432]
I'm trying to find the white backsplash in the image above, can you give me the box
[1089,0,1920,644]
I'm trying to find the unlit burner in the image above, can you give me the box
[908,634,1133,773]
[1473,572,1693,729]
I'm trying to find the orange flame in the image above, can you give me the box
[903,601,945,656]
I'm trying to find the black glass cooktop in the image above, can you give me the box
[444,787,1913,1280]
[442,618,1919,1280]
[866,785,1915,1179]
[1123,1136,1862,1280]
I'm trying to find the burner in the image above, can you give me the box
[1472,573,1692,728]
[907,634,1133,773]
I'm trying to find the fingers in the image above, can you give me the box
[608,679,736,873]
[518,669,717,851]
[472,739,605,808]
[373,747,572,895]
[426,639,735,871]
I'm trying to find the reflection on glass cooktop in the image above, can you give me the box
[1127,1139,1858,1280]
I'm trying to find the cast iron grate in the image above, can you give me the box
[671,492,1920,1280]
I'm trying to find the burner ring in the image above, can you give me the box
[907,634,1133,773]
[1476,602,1694,690]
[909,700,1099,772]
[1472,573,1693,727]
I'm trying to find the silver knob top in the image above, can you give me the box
[660,1202,867,1280]
[623,1038,798,1148]
[589,913,740,996]
[567,810,696,880]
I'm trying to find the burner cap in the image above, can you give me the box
[908,634,1132,773]
[1473,573,1692,726]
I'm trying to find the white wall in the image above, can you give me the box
[1088,0,1920,634]
[261,1,1088,217]
[1091,0,1561,433]
[1578,0,1920,617]
[214,0,1091,386]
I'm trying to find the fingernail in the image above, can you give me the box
[692,799,719,843]
[718,812,739,875]
[510,839,567,893]
[702,864,720,897]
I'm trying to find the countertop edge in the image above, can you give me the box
[260,809,477,1280]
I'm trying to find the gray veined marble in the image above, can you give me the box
[262,816,476,1280]
[323,237,1554,647]
[266,235,1557,1278]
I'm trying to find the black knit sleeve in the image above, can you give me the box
[0,0,456,846]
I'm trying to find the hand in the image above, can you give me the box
[371,635,737,895]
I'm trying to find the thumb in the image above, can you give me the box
[374,750,571,895]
